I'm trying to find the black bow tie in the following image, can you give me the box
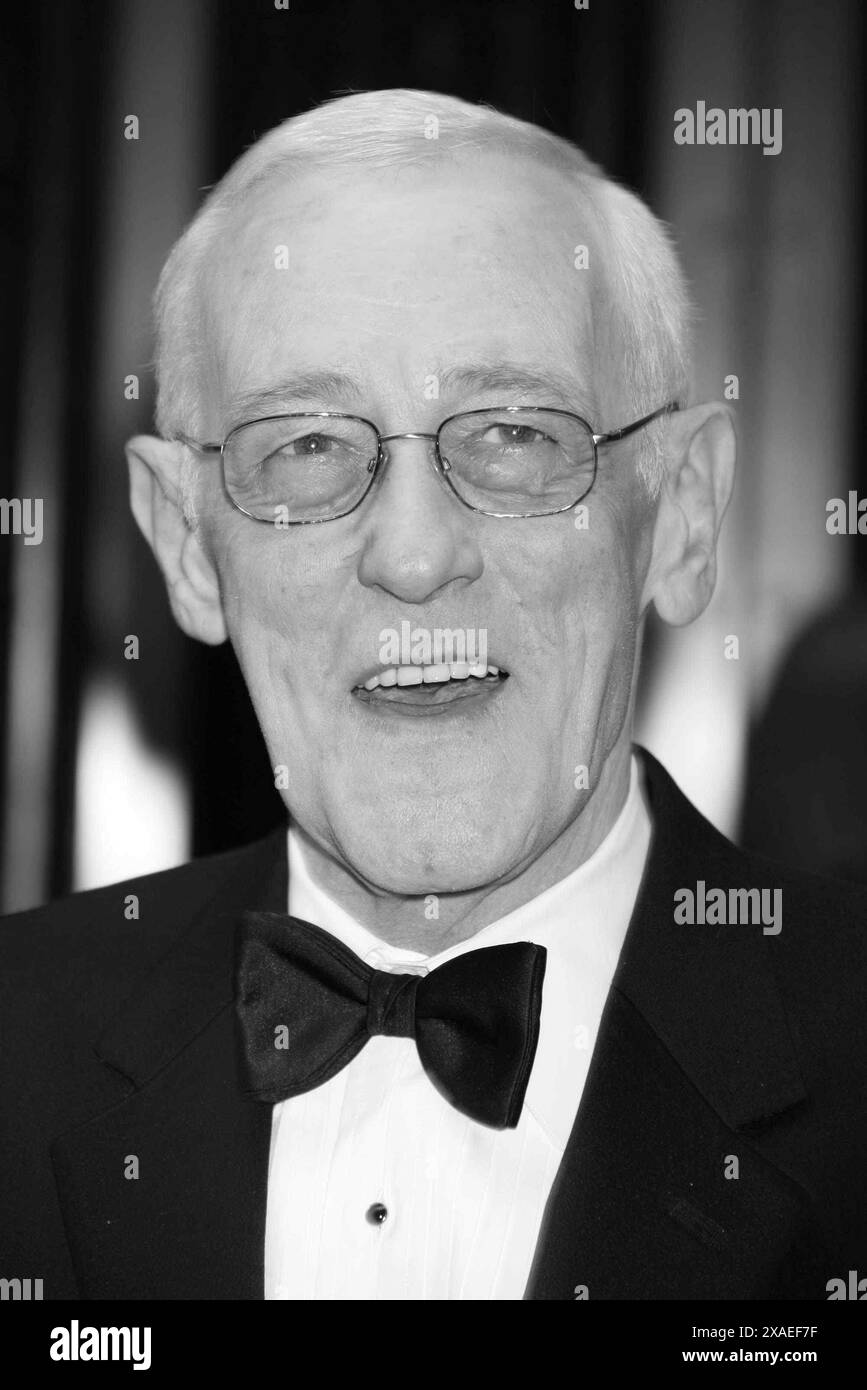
[234,912,547,1130]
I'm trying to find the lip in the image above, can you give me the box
[351,669,510,717]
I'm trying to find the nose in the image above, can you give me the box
[356,434,483,604]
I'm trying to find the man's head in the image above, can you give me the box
[127,89,735,897]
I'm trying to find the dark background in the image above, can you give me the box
[1,0,864,912]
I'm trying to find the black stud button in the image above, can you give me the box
[365,1202,388,1226]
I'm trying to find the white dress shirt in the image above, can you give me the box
[264,756,651,1300]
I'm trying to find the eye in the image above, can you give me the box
[479,422,551,447]
[282,432,341,457]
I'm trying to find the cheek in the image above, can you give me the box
[531,510,643,734]
[541,506,642,649]
[216,523,332,636]
[218,533,287,641]
[210,527,361,758]
[582,530,645,734]
[210,532,313,710]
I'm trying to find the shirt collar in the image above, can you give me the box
[287,754,652,1150]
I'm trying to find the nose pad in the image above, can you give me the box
[372,433,454,503]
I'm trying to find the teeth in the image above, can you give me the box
[396,666,424,686]
[359,662,501,691]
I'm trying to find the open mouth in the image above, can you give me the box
[352,661,510,715]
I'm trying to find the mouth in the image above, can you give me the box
[351,661,510,716]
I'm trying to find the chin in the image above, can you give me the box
[331,801,535,898]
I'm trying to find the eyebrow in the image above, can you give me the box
[437,363,595,414]
[224,370,363,426]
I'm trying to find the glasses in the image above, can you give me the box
[175,402,680,524]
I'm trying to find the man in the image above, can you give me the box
[1,89,865,1301]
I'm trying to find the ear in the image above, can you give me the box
[126,434,227,645]
[640,403,736,626]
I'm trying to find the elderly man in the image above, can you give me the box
[2,89,865,1302]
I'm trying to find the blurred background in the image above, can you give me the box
[1,0,865,913]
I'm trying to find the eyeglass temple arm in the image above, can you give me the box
[172,432,222,452]
[593,400,681,446]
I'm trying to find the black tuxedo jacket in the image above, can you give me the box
[2,750,865,1300]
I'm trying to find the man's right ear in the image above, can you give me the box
[126,434,227,646]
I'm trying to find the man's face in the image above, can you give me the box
[192,154,655,894]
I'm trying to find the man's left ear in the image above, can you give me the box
[640,402,736,626]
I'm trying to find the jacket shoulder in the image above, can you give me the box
[0,831,286,1030]
[641,745,867,1062]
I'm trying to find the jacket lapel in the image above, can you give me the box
[51,829,287,1299]
[526,750,820,1299]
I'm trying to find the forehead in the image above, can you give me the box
[201,153,607,420]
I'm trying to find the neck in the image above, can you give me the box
[294,740,635,953]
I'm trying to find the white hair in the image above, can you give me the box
[154,88,692,494]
